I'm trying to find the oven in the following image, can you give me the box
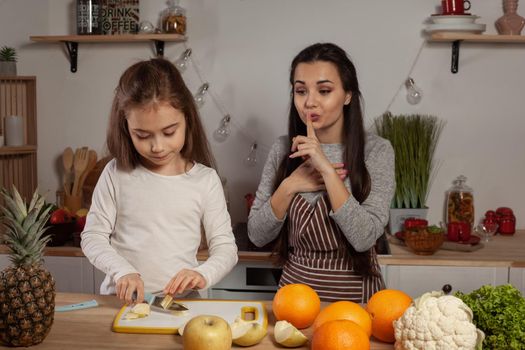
[208,223,281,300]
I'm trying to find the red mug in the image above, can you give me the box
[441,0,471,15]
[447,222,471,242]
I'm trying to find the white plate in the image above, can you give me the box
[430,14,479,24]
[425,23,486,34]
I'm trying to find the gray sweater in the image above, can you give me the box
[247,133,395,252]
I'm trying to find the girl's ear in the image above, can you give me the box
[344,92,352,105]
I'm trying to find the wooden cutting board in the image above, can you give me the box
[112,299,267,334]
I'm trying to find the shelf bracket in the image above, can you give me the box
[154,40,165,57]
[64,41,79,73]
[451,40,461,74]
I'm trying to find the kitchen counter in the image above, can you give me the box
[13,293,393,349]
[4,230,523,267]
[382,230,525,268]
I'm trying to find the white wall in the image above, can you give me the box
[1,0,524,228]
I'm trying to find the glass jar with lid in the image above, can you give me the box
[446,175,475,227]
[160,0,187,35]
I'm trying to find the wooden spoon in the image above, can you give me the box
[62,147,74,195]
[76,150,98,196]
[71,147,89,197]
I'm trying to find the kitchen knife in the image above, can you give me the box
[132,291,188,312]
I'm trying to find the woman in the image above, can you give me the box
[247,43,394,303]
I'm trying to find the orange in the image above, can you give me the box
[312,319,370,350]
[272,283,321,329]
[313,300,372,337]
[365,289,412,343]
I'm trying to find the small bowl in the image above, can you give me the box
[430,14,479,24]
[474,222,498,243]
[404,230,444,255]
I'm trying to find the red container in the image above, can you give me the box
[404,218,428,231]
[496,207,516,235]
[447,222,471,242]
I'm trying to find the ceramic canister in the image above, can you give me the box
[5,115,24,146]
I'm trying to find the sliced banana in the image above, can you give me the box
[274,320,308,348]
[231,317,267,346]
[124,303,151,320]
[131,303,151,316]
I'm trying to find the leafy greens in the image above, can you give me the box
[455,284,525,349]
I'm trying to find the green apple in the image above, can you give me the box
[182,315,232,350]
[231,317,267,346]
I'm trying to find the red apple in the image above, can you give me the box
[49,208,73,224]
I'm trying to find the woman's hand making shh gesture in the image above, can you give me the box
[288,114,351,211]
[290,115,345,179]
[270,115,349,219]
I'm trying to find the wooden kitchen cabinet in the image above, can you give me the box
[384,265,508,297]
[0,77,38,207]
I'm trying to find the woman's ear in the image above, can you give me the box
[344,92,352,105]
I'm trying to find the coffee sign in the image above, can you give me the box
[100,0,139,35]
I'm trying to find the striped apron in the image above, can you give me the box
[279,194,384,303]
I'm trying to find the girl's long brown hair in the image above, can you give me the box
[106,58,216,171]
[273,43,378,277]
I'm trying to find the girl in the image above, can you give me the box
[81,58,237,304]
[247,43,395,303]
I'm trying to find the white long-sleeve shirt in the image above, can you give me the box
[81,159,238,295]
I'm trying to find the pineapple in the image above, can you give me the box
[0,186,55,347]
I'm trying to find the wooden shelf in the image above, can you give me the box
[0,145,37,156]
[30,34,186,43]
[0,75,38,81]
[427,33,525,73]
[30,34,187,72]
[429,33,525,43]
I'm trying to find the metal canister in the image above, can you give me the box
[77,0,101,35]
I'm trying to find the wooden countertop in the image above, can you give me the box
[15,293,392,349]
[1,230,524,267]
[382,230,525,268]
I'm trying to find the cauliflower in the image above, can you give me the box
[393,291,485,350]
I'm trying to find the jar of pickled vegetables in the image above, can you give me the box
[446,175,475,227]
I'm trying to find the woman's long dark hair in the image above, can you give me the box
[273,43,378,277]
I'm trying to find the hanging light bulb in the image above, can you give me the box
[194,82,209,108]
[174,48,192,72]
[405,77,423,105]
[244,143,257,167]
[214,115,231,143]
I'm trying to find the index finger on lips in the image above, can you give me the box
[306,114,316,139]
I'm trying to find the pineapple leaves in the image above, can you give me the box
[0,186,53,266]
[0,188,26,223]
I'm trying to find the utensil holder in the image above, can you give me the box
[64,194,82,214]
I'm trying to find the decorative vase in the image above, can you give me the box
[0,61,17,76]
[496,0,525,35]
[388,208,428,235]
